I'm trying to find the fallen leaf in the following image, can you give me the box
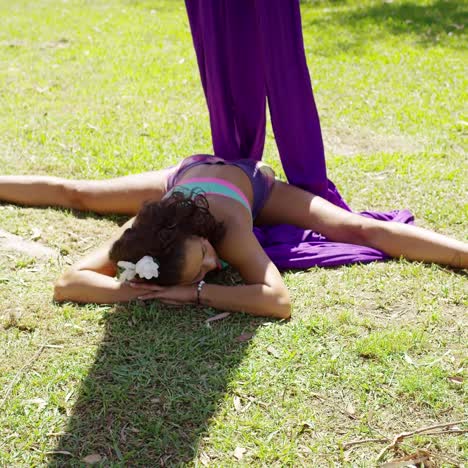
[235,332,254,342]
[233,395,242,412]
[82,454,102,464]
[3,40,26,47]
[86,123,99,132]
[206,312,230,323]
[199,451,211,466]
[233,447,247,460]
[25,397,47,410]
[45,450,73,456]
[297,421,315,436]
[266,345,280,358]
[447,375,463,385]
[381,449,433,467]
[404,353,416,366]
[120,425,127,443]
[262,321,274,327]
[298,444,312,455]
[345,403,356,417]
[266,429,280,443]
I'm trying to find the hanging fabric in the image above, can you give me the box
[184,0,413,269]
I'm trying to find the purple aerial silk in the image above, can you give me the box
[185,0,414,269]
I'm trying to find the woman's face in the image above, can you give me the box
[180,236,222,284]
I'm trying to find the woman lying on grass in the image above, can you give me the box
[1,153,467,319]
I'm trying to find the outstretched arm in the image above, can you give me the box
[133,228,291,319]
[201,227,291,318]
[55,218,291,319]
[53,218,143,303]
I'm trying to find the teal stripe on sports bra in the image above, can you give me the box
[169,178,252,216]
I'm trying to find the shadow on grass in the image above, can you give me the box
[0,203,264,464]
[302,0,466,52]
[50,291,265,465]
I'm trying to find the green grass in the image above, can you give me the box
[0,0,467,465]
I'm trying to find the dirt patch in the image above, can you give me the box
[323,126,423,156]
[0,228,57,259]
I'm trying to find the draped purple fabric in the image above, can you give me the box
[184,0,413,269]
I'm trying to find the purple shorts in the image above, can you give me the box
[166,154,275,219]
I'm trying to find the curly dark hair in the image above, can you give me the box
[109,190,226,285]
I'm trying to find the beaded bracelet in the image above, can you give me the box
[197,280,206,305]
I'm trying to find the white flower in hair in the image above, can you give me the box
[117,256,159,282]
[135,256,160,280]
[117,260,137,282]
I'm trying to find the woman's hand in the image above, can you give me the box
[129,281,197,305]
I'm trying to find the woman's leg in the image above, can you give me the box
[258,181,468,268]
[0,169,171,216]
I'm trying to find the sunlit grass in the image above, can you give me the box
[0,0,466,465]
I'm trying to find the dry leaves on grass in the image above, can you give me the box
[380,449,434,468]
[45,450,73,456]
[345,402,356,418]
[82,453,102,465]
[297,421,315,437]
[233,395,243,412]
[199,451,211,466]
[30,227,42,240]
[376,420,468,463]
[233,394,263,413]
[233,447,247,460]
[205,312,230,324]
[343,419,468,462]
[403,352,416,366]
[447,375,463,385]
[24,397,47,410]
[266,345,280,358]
[41,38,70,49]
[235,332,254,342]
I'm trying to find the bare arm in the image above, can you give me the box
[53,218,143,303]
[198,282,290,319]
[134,226,291,319]
[201,228,290,318]
[55,217,291,318]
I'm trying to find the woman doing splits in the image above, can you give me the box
[0,153,467,319]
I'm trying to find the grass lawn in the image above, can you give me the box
[0,0,467,465]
